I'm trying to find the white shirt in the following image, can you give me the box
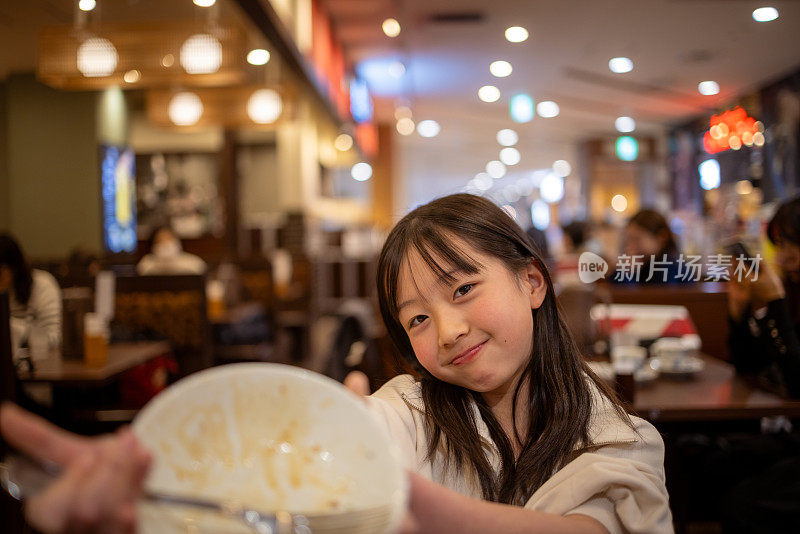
[9,269,62,352]
[367,374,673,534]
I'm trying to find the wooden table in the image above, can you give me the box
[633,353,800,422]
[18,341,171,385]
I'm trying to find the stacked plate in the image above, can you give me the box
[133,364,407,533]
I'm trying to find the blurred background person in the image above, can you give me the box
[0,234,62,358]
[555,221,592,287]
[618,209,683,284]
[136,225,206,276]
[728,194,800,398]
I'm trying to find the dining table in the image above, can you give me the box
[17,341,172,385]
[632,353,800,423]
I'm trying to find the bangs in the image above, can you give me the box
[385,225,484,320]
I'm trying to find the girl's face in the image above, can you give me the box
[623,223,664,257]
[396,242,547,397]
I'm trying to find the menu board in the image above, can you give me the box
[100,145,137,253]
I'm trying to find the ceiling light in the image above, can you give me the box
[615,116,636,133]
[351,162,373,181]
[699,159,720,190]
[161,54,175,68]
[382,18,401,38]
[388,61,405,78]
[496,129,518,146]
[417,119,441,138]
[500,147,521,165]
[334,134,353,151]
[531,200,550,230]
[478,85,501,103]
[490,60,513,77]
[608,57,633,74]
[536,101,559,118]
[168,92,203,126]
[611,194,628,212]
[474,173,493,191]
[698,81,720,95]
[540,173,564,203]
[123,69,141,83]
[486,160,506,179]
[615,136,639,161]
[552,160,571,177]
[180,34,222,74]
[505,26,529,43]
[752,7,779,22]
[509,93,534,123]
[247,49,271,65]
[77,38,118,77]
[396,118,415,136]
[193,0,217,6]
[78,0,96,11]
[247,89,282,124]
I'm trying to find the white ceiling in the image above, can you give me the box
[324,0,800,207]
[3,1,800,211]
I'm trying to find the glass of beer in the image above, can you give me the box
[83,312,108,368]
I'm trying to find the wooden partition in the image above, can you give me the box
[606,282,730,360]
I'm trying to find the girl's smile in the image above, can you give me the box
[450,340,487,366]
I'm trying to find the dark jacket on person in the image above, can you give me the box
[729,297,800,399]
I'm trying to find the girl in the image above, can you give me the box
[1,194,671,533]
[0,234,62,353]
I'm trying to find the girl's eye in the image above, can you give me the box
[408,315,428,329]
[454,283,473,298]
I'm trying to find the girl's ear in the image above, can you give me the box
[522,260,547,309]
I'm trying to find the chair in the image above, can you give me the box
[113,275,212,377]
[556,285,602,356]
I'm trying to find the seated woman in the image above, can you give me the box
[616,209,683,283]
[136,226,206,276]
[0,234,62,358]
[728,195,800,398]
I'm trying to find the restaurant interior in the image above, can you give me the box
[1,1,800,533]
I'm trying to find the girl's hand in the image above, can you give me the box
[0,403,151,534]
[343,370,371,396]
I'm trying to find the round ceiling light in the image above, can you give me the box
[608,57,633,74]
[168,92,203,126]
[478,85,501,103]
[247,89,283,124]
[247,49,271,65]
[505,26,529,43]
[180,34,222,74]
[77,38,118,77]
[490,60,513,77]
[496,129,518,146]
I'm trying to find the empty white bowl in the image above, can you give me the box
[133,363,407,533]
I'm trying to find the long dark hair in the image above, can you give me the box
[767,195,800,321]
[628,209,679,258]
[376,194,629,505]
[0,234,33,305]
